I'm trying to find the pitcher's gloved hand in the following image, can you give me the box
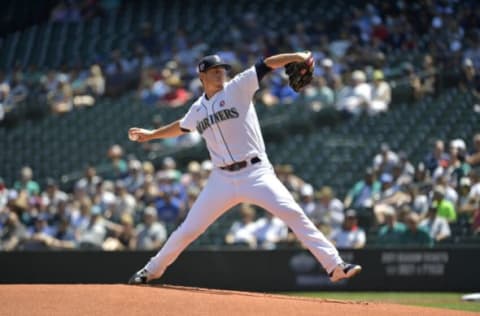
[285,51,315,92]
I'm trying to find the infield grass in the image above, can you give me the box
[286,292,480,313]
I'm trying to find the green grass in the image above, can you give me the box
[285,292,480,313]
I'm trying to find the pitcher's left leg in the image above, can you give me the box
[244,170,343,274]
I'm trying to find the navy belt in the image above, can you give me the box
[220,157,261,171]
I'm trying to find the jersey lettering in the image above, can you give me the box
[196,107,240,134]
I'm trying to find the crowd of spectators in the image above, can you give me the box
[3,0,480,124]
[2,1,480,251]
[0,62,106,123]
[1,132,480,251]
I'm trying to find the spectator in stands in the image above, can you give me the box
[404,183,428,217]
[123,159,145,194]
[14,166,40,197]
[49,198,72,228]
[5,72,28,113]
[85,64,105,97]
[161,157,182,181]
[49,75,74,114]
[138,68,167,106]
[434,176,458,206]
[457,176,475,214]
[392,162,411,189]
[0,211,27,251]
[310,186,344,232]
[103,214,137,251]
[373,173,403,225]
[402,63,423,101]
[41,178,68,211]
[105,144,128,180]
[136,206,167,250]
[432,140,469,189]
[400,213,433,247]
[260,73,298,106]
[105,49,133,96]
[397,151,415,179]
[136,174,158,207]
[319,58,338,89]
[154,172,183,224]
[161,75,192,108]
[0,178,7,210]
[0,71,9,121]
[336,70,371,116]
[70,197,93,232]
[424,140,449,176]
[180,161,202,193]
[50,217,76,249]
[304,76,334,112]
[466,133,480,166]
[70,67,88,96]
[77,205,107,249]
[329,209,366,249]
[459,58,480,98]
[463,37,480,71]
[23,214,56,250]
[473,208,480,236]
[275,164,304,196]
[112,181,136,220]
[95,180,116,218]
[376,206,405,246]
[377,173,400,201]
[130,44,154,71]
[468,174,480,235]
[420,205,451,242]
[225,204,258,248]
[76,165,102,199]
[373,143,399,175]
[344,167,381,209]
[431,186,457,223]
[299,184,315,218]
[420,54,437,97]
[253,211,288,249]
[368,70,391,115]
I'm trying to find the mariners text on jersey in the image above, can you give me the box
[196,107,239,134]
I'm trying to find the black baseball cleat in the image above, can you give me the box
[329,262,362,283]
[128,269,150,285]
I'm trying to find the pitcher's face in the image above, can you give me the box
[201,66,227,89]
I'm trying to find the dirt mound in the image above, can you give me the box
[0,285,474,316]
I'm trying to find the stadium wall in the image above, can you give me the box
[1,248,478,291]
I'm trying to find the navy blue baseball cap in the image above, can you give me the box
[197,55,231,73]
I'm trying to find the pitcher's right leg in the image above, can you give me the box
[242,169,351,277]
[130,171,238,283]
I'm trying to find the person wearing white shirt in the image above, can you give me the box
[369,70,391,115]
[330,210,366,249]
[420,206,451,242]
[336,70,371,115]
[225,204,258,248]
[253,212,288,249]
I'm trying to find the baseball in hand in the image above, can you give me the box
[129,132,139,141]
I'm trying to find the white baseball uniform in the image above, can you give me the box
[144,61,343,278]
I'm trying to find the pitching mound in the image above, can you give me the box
[0,285,475,316]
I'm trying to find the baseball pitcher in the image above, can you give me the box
[128,52,361,284]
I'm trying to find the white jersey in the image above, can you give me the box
[179,66,265,167]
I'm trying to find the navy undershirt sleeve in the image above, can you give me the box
[255,59,273,83]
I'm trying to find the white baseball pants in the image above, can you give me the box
[144,157,343,278]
